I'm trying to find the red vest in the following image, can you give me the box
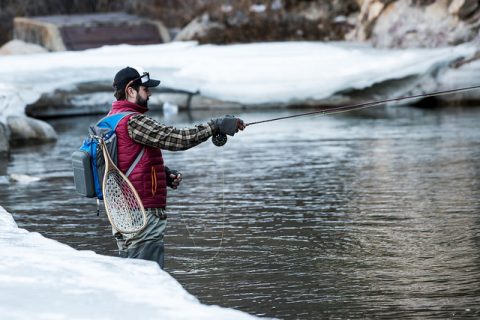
[109,100,167,208]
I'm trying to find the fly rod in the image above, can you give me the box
[212,84,480,146]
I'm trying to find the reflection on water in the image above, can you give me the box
[1,106,480,319]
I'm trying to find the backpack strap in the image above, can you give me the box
[100,112,145,178]
[96,112,135,133]
[126,147,145,177]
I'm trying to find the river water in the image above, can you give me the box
[1,105,480,319]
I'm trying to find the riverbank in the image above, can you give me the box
[2,1,480,48]
[1,40,479,157]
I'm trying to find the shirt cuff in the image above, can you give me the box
[208,120,219,134]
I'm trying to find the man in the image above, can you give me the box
[108,66,245,269]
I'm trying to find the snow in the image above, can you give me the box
[8,173,41,184]
[0,205,259,320]
[0,41,476,122]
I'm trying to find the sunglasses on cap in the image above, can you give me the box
[132,72,150,85]
[126,72,149,88]
[126,70,160,89]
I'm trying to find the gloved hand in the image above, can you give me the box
[165,167,182,189]
[214,115,245,136]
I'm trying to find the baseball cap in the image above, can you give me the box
[113,66,160,91]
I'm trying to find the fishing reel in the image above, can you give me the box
[212,133,228,147]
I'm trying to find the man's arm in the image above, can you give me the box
[128,114,217,151]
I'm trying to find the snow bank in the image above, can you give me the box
[0,206,258,320]
[0,41,476,122]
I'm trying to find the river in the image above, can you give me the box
[1,105,479,319]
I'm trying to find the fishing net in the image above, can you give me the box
[103,169,146,234]
[98,136,146,235]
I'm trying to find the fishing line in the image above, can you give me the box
[182,84,480,269]
[212,84,480,146]
[177,151,226,272]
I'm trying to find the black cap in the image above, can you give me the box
[113,66,161,91]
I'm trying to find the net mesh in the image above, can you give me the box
[103,170,145,233]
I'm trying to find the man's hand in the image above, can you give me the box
[214,115,246,136]
[169,172,182,189]
[166,168,182,189]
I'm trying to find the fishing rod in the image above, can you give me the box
[212,84,480,146]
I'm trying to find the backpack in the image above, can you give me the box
[72,112,144,200]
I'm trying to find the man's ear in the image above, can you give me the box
[126,86,136,99]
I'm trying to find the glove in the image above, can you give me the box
[214,115,245,136]
[165,167,182,189]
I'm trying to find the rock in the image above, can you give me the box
[346,0,389,42]
[0,39,48,55]
[25,82,201,118]
[348,0,480,48]
[7,116,57,146]
[13,17,66,51]
[0,0,124,46]
[169,1,358,44]
[0,122,10,157]
[174,14,225,41]
[370,0,470,48]
[13,12,168,51]
[448,0,479,20]
[26,83,114,118]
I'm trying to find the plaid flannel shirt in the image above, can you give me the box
[127,114,218,151]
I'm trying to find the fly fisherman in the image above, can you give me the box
[108,66,245,268]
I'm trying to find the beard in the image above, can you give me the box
[136,95,148,108]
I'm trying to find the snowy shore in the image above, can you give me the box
[0,205,259,319]
[1,41,477,114]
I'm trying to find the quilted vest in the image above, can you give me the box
[109,100,167,208]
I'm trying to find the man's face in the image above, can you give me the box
[135,86,151,108]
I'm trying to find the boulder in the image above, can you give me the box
[25,82,201,118]
[174,14,224,42]
[346,0,390,42]
[0,39,48,55]
[13,16,66,51]
[0,122,10,157]
[13,12,169,51]
[348,0,480,48]
[7,116,57,146]
[448,0,479,20]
